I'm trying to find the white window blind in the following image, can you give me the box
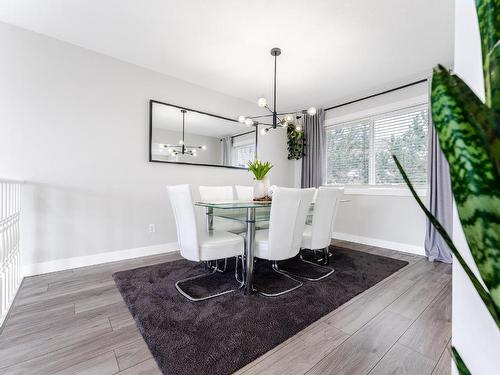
[374,105,428,185]
[326,120,370,184]
[231,132,255,167]
[325,103,428,186]
[233,144,255,168]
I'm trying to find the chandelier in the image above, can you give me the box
[163,109,207,157]
[238,47,317,135]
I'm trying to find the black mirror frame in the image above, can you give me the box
[148,100,258,170]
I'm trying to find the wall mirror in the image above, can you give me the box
[149,100,257,169]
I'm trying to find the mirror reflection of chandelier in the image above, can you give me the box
[237,47,317,135]
[163,109,206,157]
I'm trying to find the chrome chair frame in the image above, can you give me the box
[206,258,228,273]
[277,247,335,282]
[235,255,244,284]
[257,261,303,297]
[176,259,241,302]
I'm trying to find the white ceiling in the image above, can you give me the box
[0,0,454,111]
[152,102,250,138]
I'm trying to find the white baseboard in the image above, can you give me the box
[21,233,424,276]
[332,232,425,256]
[0,282,21,328]
[23,242,180,276]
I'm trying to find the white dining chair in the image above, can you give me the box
[167,184,244,301]
[298,187,344,280]
[234,185,254,201]
[253,187,315,296]
[198,185,246,234]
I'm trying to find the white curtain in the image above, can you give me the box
[221,136,232,166]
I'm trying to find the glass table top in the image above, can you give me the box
[194,201,272,209]
[195,200,314,223]
[195,199,349,223]
[195,201,272,223]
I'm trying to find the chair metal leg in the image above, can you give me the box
[257,261,303,297]
[235,255,244,284]
[205,258,229,273]
[277,248,335,281]
[214,258,228,273]
[305,247,331,265]
[322,247,331,266]
[175,266,237,302]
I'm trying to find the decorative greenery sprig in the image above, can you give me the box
[247,160,273,180]
[287,126,305,160]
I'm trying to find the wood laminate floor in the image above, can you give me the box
[0,240,452,375]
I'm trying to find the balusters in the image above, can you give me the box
[0,180,22,326]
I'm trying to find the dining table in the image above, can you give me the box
[194,201,272,295]
[194,199,349,295]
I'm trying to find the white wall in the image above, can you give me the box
[324,82,429,255]
[0,22,295,274]
[452,0,500,373]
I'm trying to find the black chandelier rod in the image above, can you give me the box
[241,47,310,129]
[273,53,277,128]
[246,112,290,119]
[181,109,186,154]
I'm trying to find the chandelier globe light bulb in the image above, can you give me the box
[307,107,317,116]
[257,97,267,108]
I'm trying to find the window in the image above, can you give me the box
[233,143,255,168]
[231,132,255,167]
[326,104,428,186]
[326,121,370,184]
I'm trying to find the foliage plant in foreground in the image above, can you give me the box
[394,0,499,373]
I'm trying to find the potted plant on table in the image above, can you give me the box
[247,160,273,200]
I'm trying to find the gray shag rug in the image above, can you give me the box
[113,246,408,375]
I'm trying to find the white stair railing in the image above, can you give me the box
[0,179,23,327]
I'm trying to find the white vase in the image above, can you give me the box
[253,180,266,199]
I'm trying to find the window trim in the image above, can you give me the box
[324,101,429,189]
[321,184,427,197]
[324,95,428,127]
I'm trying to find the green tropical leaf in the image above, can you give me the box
[442,69,500,176]
[392,155,500,327]
[451,347,472,375]
[431,66,500,315]
[475,0,500,108]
